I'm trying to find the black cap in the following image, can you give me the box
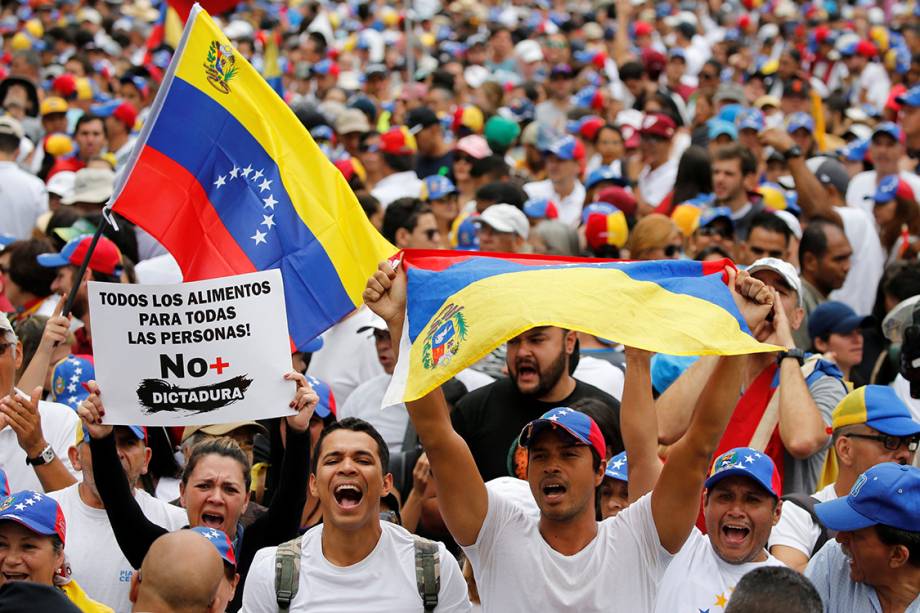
[782,77,811,99]
[406,107,440,134]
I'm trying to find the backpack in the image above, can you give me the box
[779,493,837,557]
[274,533,441,612]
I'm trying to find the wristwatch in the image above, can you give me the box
[783,145,803,160]
[26,444,55,466]
[777,348,806,366]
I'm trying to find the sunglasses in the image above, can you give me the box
[454,153,475,164]
[842,433,920,452]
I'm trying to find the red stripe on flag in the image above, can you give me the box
[113,146,256,280]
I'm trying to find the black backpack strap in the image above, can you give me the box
[274,535,303,612]
[413,535,440,611]
[780,493,835,556]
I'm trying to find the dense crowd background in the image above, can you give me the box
[0,0,919,610]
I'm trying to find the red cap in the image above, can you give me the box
[595,186,638,217]
[379,127,417,155]
[578,117,605,142]
[620,124,640,149]
[38,235,123,276]
[113,102,138,130]
[638,113,676,139]
[52,74,77,99]
[856,39,876,58]
[814,25,830,44]
[634,21,653,37]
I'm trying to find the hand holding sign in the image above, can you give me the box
[78,380,113,440]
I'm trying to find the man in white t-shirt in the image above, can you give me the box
[769,385,920,572]
[523,135,587,227]
[363,261,775,611]
[242,419,470,612]
[50,425,187,611]
[845,123,920,218]
[655,447,787,612]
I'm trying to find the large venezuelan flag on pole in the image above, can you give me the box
[109,4,395,350]
[384,250,780,404]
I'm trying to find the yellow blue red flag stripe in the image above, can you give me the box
[384,250,780,404]
[110,4,395,350]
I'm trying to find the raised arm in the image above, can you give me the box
[651,269,774,553]
[619,348,661,502]
[16,299,71,394]
[364,262,488,547]
[654,355,720,445]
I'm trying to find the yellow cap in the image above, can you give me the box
[40,97,69,116]
[45,133,74,156]
[671,204,702,237]
[11,32,31,51]
[758,185,787,211]
[25,18,44,39]
[75,77,93,101]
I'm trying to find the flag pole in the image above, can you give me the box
[61,222,107,318]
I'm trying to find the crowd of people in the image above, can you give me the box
[1,0,920,610]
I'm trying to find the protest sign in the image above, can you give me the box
[88,270,294,425]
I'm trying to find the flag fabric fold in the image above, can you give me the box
[384,250,780,405]
[109,4,395,350]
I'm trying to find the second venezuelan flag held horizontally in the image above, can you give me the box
[110,4,395,350]
[384,251,782,405]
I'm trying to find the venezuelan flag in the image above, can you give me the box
[384,250,779,404]
[111,5,395,350]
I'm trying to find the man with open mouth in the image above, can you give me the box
[654,447,786,612]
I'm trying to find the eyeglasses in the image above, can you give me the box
[842,433,920,452]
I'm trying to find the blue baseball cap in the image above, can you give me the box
[874,174,909,204]
[421,175,457,201]
[604,451,628,482]
[0,234,15,249]
[699,206,734,229]
[838,138,869,162]
[544,135,585,162]
[814,463,920,532]
[705,447,781,498]
[581,201,617,225]
[305,375,336,419]
[584,166,628,190]
[736,108,765,132]
[786,112,815,134]
[896,84,920,107]
[455,213,480,251]
[807,301,873,340]
[0,491,66,543]
[872,122,902,143]
[523,198,559,220]
[77,424,146,445]
[50,355,94,412]
[832,385,920,437]
[190,526,237,568]
[519,407,607,461]
[708,119,737,141]
[302,336,324,353]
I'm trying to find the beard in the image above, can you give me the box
[512,349,568,398]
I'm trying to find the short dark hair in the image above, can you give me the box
[74,113,106,138]
[474,182,527,209]
[798,217,838,261]
[749,212,792,245]
[311,417,390,475]
[358,193,381,221]
[382,152,416,173]
[714,144,757,176]
[695,245,732,261]
[619,61,645,81]
[0,133,18,154]
[876,524,920,568]
[6,239,57,298]
[381,198,431,243]
[724,566,822,613]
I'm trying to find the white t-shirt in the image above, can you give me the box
[242,521,471,612]
[462,491,670,612]
[637,158,678,209]
[829,206,885,316]
[768,483,838,558]
[0,396,79,492]
[523,179,587,227]
[307,307,385,405]
[574,355,625,401]
[0,161,48,239]
[845,170,920,218]
[655,528,787,612]
[48,483,188,612]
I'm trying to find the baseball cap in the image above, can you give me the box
[39,96,68,116]
[754,95,782,110]
[782,77,811,99]
[61,167,115,205]
[311,59,339,77]
[544,135,585,162]
[406,107,439,135]
[814,463,920,532]
[77,424,146,446]
[356,313,388,335]
[420,175,457,201]
[633,21,653,37]
[0,491,66,543]
[638,113,676,139]
[736,108,765,132]
[807,301,873,340]
[306,375,336,419]
[50,355,94,412]
[838,138,869,163]
[594,187,638,218]
[872,122,902,143]
[604,451,628,482]
[896,84,920,108]
[671,204,702,237]
[0,116,24,140]
[181,421,268,442]
[786,112,815,134]
[549,63,574,79]
[832,385,920,436]
[705,447,781,498]
[484,116,521,150]
[515,39,543,64]
[584,166,627,190]
[747,257,802,306]
[708,119,738,141]
[454,134,491,159]
[0,312,13,339]
[700,206,734,230]
[454,213,480,251]
[714,82,746,104]
[874,174,914,205]
[90,99,137,130]
[46,171,76,200]
[475,204,529,239]
[581,201,617,224]
[585,210,629,250]
[518,407,607,461]
[523,198,559,221]
[805,157,851,198]
[334,108,370,135]
[190,527,237,568]
[37,235,123,276]
[379,127,417,155]
[365,63,387,77]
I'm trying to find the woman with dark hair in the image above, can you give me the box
[654,146,713,215]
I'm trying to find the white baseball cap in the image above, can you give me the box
[747,257,803,307]
[475,204,529,239]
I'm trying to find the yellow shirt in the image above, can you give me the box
[60,580,114,613]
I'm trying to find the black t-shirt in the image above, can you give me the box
[451,377,623,481]
[416,151,454,181]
